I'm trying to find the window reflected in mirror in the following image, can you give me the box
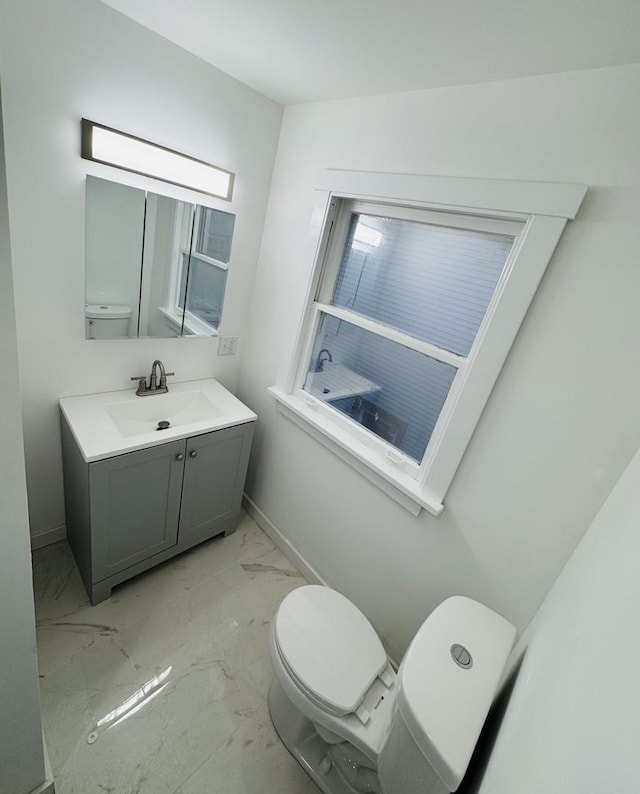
[85,176,234,339]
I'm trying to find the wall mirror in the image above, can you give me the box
[85,175,235,338]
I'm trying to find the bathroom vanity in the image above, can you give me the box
[60,378,256,604]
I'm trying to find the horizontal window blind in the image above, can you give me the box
[179,255,226,329]
[303,314,457,461]
[195,207,235,263]
[332,213,515,357]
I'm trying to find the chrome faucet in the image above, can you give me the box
[131,360,174,396]
[150,360,167,391]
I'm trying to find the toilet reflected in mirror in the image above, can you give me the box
[85,304,132,339]
[85,176,235,339]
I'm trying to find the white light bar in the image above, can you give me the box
[81,119,234,201]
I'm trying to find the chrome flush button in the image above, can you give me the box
[450,643,473,669]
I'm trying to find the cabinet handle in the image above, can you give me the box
[176,453,184,461]
[189,450,198,458]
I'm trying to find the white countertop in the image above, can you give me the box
[305,363,380,402]
[60,378,257,462]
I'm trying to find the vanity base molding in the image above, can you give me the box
[82,518,240,605]
[61,414,255,605]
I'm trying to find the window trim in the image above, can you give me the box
[270,171,587,516]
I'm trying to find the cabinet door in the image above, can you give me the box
[179,423,254,546]
[89,439,186,581]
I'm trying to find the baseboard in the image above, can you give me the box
[242,494,327,587]
[42,727,54,794]
[30,524,66,551]
[29,778,55,794]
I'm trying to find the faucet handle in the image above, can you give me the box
[159,371,174,389]
[131,375,148,396]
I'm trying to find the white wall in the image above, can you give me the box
[238,64,640,660]
[0,0,282,539]
[474,443,640,793]
[0,87,48,794]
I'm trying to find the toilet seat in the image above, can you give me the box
[274,586,389,718]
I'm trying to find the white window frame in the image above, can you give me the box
[163,204,228,336]
[269,170,587,517]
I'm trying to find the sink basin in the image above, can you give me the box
[105,390,222,438]
[59,378,257,462]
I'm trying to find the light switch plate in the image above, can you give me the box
[218,336,238,356]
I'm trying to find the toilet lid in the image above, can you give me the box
[85,304,132,319]
[274,585,387,715]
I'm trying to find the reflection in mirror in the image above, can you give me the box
[85,176,235,339]
[180,206,234,332]
[142,200,234,337]
[85,177,144,338]
[138,193,190,338]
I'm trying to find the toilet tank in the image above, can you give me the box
[86,304,132,339]
[378,596,515,793]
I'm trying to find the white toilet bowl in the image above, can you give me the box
[269,585,398,768]
[268,585,515,794]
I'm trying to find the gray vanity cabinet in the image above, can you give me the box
[90,439,185,582]
[61,416,254,605]
[179,429,249,547]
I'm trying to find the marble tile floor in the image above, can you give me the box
[31,512,320,794]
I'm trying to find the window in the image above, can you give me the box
[270,171,586,516]
[167,205,235,334]
[304,203,521,465]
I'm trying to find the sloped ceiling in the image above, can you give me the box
[99,0,640,104]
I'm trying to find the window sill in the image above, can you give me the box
[268,386,444,518]
[158,306,219,337]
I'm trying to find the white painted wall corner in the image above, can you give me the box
[30,524,66,551]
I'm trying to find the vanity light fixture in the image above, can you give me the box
[81,119,234,201]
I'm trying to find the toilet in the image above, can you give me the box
[85,304,132,339]
[268,586,515,794]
